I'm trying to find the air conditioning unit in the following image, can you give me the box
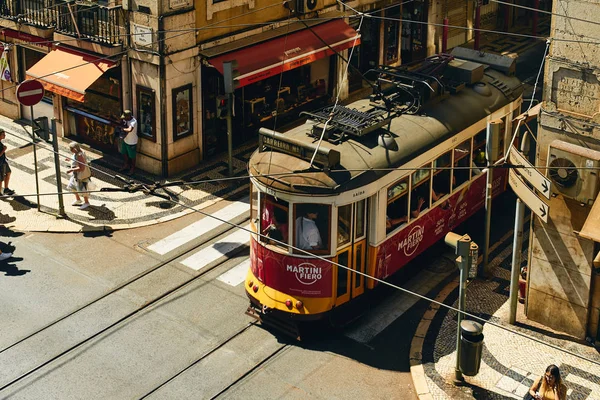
[547,140,600,205]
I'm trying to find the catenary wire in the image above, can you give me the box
[121,185,600,368]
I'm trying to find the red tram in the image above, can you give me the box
[244,50,523,331]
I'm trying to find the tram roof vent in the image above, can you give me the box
[300,105,391,139]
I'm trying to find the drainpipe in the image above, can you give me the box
[159,15,168,178]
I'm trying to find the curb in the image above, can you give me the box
[409,279,459,400]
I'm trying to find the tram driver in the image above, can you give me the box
[295,207,323,250]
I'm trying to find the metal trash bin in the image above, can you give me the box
[459,320,484,376]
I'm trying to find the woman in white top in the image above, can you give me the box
[66,142,92,210]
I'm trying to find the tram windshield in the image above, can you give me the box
[294,203,330,254]
[260,194,289,247]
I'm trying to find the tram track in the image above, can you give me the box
[0,215,251,395]
[138,323,292,399]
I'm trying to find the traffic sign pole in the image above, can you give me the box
[30,106,41,211]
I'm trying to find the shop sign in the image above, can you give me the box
[133,24,153,47]
[2,29,50,50]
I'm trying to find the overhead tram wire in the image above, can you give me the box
[4,159,600,201]
[2,7,600,99]
[84,180,600,368]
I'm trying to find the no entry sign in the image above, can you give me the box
[16,79,45,107]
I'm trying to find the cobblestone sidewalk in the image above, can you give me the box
[0,115,253,232]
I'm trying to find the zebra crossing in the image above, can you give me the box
[147,197,251,287]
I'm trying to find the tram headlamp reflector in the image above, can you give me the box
[295,300,304,309]
[285,299,293,308]
[252,285,259,293]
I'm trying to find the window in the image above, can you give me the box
[387,178,409,233]
[137,86,156,142]
[411,165,430,218]
[250,184,259,227]
[453,140,471,190]
[294,203,330,254]
[260,194,289,247]
[355,199,366,240]
[172,84,193,140]
[338,204,352,248]
[433,151,451,203]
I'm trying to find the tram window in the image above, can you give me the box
[411,165,431,218]
[433,151,451,203]
[294,203,330,254]
[473,130,487,176]
[453,140,471,190]
[338,204,352,248]
[260,194,289,247]
[250,184,259,225]
[355,199,366,240]
[336,251,349,297]
[387,178,409,233]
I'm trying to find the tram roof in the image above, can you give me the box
[249,68,523,195]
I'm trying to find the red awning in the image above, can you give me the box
[208,20,360,88]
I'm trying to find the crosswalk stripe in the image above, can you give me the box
[148,197,249,255]
[217,259,250,287]
[180,225,250,271]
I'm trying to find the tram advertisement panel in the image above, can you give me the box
[377,172,506,280]
[250,239,333,297]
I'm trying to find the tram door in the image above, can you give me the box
[334,199,368,306]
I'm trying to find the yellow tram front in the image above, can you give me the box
[245,130,371,322]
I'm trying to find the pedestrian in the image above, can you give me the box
[295,207,323,250]
[119,110,138,175]
[526,364,567,400]
[0,129,14,196]
[65,142,92,210]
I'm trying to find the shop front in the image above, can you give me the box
[26,46,121,152]
[200,19,360,158]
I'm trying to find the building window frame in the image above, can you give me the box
[172,83,193,141]
[137,85,156,142]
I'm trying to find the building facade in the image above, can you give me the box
[526,0,600,340]
[0,0,510,176]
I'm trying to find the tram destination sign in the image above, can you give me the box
[258,128,340,169]
[508,146,551,199]
[509,169,549,223]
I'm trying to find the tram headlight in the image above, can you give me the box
[252,284,259,293]
[295,300,304,310]
[248,280,253,287]
[285,299,293,309]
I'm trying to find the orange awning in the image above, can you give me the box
[26,48,116,102]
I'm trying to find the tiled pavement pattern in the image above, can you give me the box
[0,115,253,232]
[410,225,600,399]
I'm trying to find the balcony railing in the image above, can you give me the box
[0,0,57,28]
[56,1,125,45]
[0,0,125,45]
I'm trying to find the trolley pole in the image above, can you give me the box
[30,106,41,211]
[445,232,472,383]
[51,118,66,217]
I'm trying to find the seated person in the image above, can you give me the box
[295,209,323,250]
[432,188,445,202]
[386,214,408,230]
[263,207,288,244]
[411,196,426,218]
